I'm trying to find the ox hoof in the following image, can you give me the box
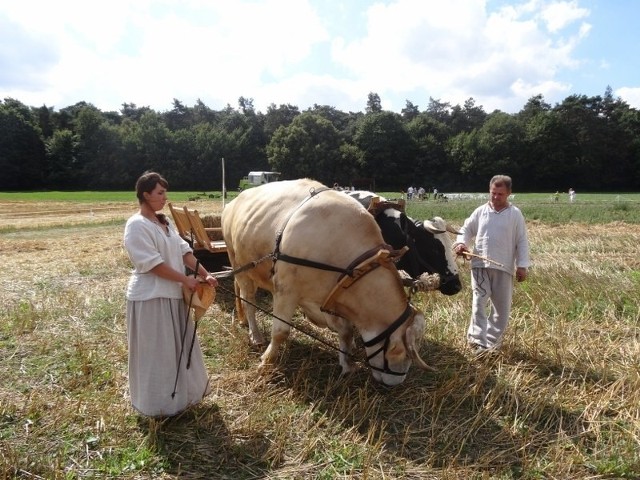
[249,341,266,351]
[257,361,277,375]
[339,363,358,375]
[249,334,266,348]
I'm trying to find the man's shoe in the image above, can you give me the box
[470,343,501,361]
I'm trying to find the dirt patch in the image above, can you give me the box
[0,200,227,303]
[0,200,225,231]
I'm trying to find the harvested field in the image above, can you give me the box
[1,200,639,479]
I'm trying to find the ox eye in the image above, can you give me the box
[387,343,404,356]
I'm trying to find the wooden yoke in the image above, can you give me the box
[368,196,406,216]
[321,246,408,315]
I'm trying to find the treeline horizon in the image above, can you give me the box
[1,86,639,193]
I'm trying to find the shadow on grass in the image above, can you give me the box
[140,403,271,480]
[250,339,591,476]
[141,300,595,478]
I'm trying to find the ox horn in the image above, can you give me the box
[423,220,446,234]
[424,219,461,236]
[405,315,438,372]
[408,344,438,372]
[446,223,461,235]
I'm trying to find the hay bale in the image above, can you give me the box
[201,214,224,240]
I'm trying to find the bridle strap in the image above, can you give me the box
[272,186,331,275]
[364,304,414,376]
[363,303,412,348]
[274,252,351,275]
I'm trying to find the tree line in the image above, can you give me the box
[1,87,639,193]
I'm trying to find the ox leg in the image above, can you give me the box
[302,305,358,374]
[260,297,297,369]
[326,315,357,374]
[233,279,246,326]
[234,276,265,346]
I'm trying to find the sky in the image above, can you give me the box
[1,0,639,115]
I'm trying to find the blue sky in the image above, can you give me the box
[1,0,638,114]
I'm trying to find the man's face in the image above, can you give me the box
[489,184,510,210]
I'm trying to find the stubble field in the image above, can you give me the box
[1,197,639,479]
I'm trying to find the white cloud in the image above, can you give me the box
[329,0,592,111]
[0,0,329,111]
[616,87,640,110]
[539,0,589,32]
[4,0,624,114]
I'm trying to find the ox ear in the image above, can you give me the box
[405,314,438,372]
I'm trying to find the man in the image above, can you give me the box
[453,175,530,355]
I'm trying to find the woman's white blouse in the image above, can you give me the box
[124,213,192,301]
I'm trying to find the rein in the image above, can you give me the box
[172,259,200,398]
[217,281,415,376]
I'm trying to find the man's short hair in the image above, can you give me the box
[490,175,512,190]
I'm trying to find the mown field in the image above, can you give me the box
[1,191,639,479]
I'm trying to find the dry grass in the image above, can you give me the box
[1,201,639,479]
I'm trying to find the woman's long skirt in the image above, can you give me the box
[127,297,210,417]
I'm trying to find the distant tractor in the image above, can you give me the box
[238,171,281,190]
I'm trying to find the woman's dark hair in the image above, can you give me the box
[135,171,168,204]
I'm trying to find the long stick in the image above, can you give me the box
[461,252,505,268]
[186,303,200,369]
[171,259,199,398]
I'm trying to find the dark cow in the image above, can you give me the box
[347,191,462,296]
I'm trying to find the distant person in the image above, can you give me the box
[554,191,559,202]
[568,188,576,203]
[453,175,530,356]
[407,186,414,200]
[123,171,218,417]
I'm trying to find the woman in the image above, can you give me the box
[124,171,218,417]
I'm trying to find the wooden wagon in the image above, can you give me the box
[168,202,229,271]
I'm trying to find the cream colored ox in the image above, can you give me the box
[221,178,433,386]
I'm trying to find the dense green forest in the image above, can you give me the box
[1,87,639,192]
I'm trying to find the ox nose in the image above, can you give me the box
[375,372,407,387]
[440,275,462,295]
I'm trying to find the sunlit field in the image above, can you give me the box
[1,192,639,479]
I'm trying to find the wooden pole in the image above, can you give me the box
[221,157,226,208]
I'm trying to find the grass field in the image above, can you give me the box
[1,190,639,226]
[1,191,639,479]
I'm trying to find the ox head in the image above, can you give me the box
[375,210,462,296]
[362,305,434,386]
